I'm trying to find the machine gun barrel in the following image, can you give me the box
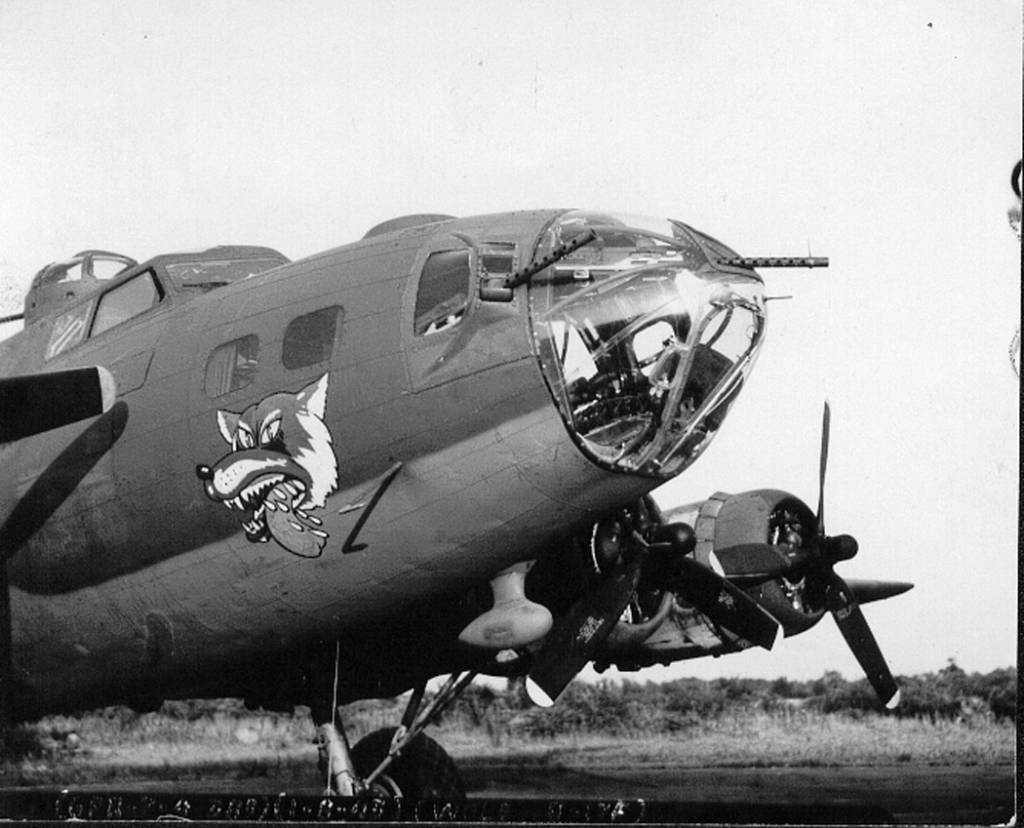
[718,256,829,269]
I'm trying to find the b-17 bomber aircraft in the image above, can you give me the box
[0,210,912,798]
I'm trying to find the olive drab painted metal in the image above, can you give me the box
[0,210,911,727]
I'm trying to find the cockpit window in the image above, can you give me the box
[91,258,132,279]
[414,250,470,336]
[45,301,93,359]
[90,271,163,337]
[529,211,765,479]
[47,262,84,284]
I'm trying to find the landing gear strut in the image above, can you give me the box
[312,670,474,799]
[313,722,363,796]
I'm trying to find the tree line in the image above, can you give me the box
[442,661,1015,739]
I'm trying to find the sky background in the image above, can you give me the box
[1,1,1019,685]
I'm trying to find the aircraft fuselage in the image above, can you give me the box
[5,211,716,715]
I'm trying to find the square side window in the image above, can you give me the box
[282,306,342,369]
[205,335,260,397]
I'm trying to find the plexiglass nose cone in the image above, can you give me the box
[529,211,765,479]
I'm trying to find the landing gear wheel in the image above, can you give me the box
[350,727,465,801]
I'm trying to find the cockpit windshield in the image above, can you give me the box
[529,210,766,479]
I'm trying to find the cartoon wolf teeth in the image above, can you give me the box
[196,373,339,558]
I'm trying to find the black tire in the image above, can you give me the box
[350,727,464,801]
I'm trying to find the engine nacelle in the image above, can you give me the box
[690,490,827,634]
[594,490,828,673]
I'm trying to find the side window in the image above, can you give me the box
[282,306,342,369]
[205,335,259,397]
[91,272,162,337]
[414,250,470,336]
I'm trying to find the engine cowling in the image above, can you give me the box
[680,489,826,636]
[592,490,828,672]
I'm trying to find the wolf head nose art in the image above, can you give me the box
[196,373,338,558]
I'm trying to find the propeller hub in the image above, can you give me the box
[651,522,696,555]
[819,534,858,564]
[591,518,626,573]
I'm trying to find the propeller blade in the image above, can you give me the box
[0,401,129,561]
[0,366,116,443]
[677,557,780,651]
[0,366,115,729]
[712,543,794,585]
[806,403,903,708]
[824,572,900,708]
[526,553,644,707]
[816,401,831,536]
[844,579,914,606]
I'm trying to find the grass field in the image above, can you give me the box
[0,696,1013,788]
[440,708,1015,769]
